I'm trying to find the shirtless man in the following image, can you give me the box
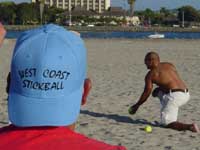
[129,51,199,132]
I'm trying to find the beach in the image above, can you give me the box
[1,38,200,150]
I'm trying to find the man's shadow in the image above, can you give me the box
[80,110,162,127]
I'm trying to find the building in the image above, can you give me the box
[31,0,111,13]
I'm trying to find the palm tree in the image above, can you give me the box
[128,0,136,16]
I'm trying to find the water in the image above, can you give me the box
[6,30,200,39]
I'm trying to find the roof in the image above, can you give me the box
[101,7,128,17]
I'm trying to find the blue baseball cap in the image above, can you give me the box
[8,24,87,127]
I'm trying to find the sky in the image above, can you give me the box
[0,0,200,11]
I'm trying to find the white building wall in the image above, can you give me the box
[32,0,110,13]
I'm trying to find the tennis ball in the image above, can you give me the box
[144,125,152,133]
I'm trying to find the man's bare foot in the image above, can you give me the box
[190,123,200,133]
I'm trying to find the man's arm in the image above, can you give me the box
[129,72,153,114]
[0,22,6,47]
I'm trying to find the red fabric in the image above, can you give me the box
[0,125,126,150]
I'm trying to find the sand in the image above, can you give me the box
[0,38,200,150]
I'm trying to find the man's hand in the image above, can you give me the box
[128,104,139,115]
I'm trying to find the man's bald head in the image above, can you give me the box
[145,52,160,61]
[144,52,160,69]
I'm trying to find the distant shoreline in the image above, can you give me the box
[4,25,200,32]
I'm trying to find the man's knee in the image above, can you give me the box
[161,111,177,126]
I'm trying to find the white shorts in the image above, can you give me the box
[157,90,190,125]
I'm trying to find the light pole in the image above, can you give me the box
[69,11,72,26]
[40,0,45,24]
[182,10,185,28]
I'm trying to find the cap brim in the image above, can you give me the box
[8,86,83,127]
